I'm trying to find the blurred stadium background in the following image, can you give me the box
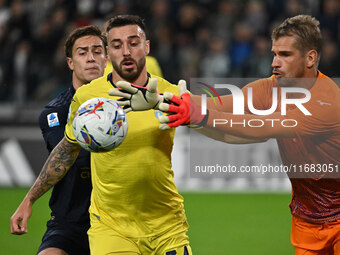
[0,0,339,254]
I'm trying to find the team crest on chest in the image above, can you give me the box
[154,110,163,119]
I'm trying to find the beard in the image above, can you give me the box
[112,57,146,83]
[275,64,305,87]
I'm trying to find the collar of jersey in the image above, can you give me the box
[70,84,76,95]
[107,72,151,88]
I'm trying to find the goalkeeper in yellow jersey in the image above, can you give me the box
[10,15,192,255]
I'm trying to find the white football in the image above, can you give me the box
[72,97,128,152]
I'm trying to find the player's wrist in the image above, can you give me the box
[23,195,34,206]
[187,109,209,128]
[185,94,208,128]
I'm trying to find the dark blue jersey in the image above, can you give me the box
[38,86,91,228]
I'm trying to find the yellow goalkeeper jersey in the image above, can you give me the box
[64,73,188,237]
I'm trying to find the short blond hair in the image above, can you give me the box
[272,15,322,58]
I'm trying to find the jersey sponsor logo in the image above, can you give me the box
[80,168,90,179]
[316,100,331,106]
[47,112,60,127]
[154,110,163,119]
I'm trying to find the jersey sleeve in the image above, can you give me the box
[287,74,340,136]
[39,108,65,152]
[287,100,340,136]
[64,93,81,143]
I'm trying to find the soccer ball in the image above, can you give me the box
[72,97,128,152]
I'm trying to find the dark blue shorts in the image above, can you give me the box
[37,219,90,255]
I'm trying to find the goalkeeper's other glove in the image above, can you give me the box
[158,80,209,130]
[108,78,162,112]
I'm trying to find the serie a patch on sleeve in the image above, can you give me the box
[47,112,60,127]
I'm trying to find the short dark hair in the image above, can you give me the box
[271,15,322,57]
[64,25,107,58]
[105,15,146,36]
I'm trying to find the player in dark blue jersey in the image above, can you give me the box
[10,25,107,255]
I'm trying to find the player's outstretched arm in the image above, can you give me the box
[10,137,81,235]
[158,81,268,144]
[108,77,163,112]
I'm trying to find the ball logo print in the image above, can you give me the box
[76,100,104,119]
[73,97,128,152]
[85,100,104,119]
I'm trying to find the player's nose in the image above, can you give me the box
[122,45,131,56]
[271,56,280,68]
[87,52,95,62]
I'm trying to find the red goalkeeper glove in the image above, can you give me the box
[158,80,209,130]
